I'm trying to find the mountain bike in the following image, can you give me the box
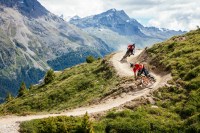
[137,74,156,87]
[120,50,133,62]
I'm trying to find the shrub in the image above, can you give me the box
[184,66,200,80]
[17,82,28,97]
[44,69,55,84]
[102,109,182,133]
[86,55,95,63]
[181,105,197,118]
[184,113,200,132]
[29,84,34,90]
[5,92,14,102]
[77,112,94,133]
[20,116,82,133]
[20,115,94,133]
[76,80,94,91]
[167,42,176,50]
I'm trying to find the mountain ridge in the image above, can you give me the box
[70,8,185,49]
[0,0,49,18]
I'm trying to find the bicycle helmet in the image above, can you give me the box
[130,63,134,67]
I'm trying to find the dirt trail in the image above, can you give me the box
[0,50,171,133]
[111,50,142,77]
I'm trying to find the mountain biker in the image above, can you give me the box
[130,63,149,80]
[120,43,135,62]
[127,43,135,56]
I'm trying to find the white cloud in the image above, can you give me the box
[38,0,104,18]
[38,0,200,31]
[148,19,161,27]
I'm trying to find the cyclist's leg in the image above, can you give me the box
[126,50,130,55]
[137,70,142,77]
[143,68,155,80]
[128,50,133,56]
[136,70,143,85]
[143,68,149,77]
[121,50,129,61]
[139,68,149,85]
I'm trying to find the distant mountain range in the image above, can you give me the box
[0,0,112,101]
[70,9,185,49]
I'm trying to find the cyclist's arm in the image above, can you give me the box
[133,68,137,79]
[134,72,137,79]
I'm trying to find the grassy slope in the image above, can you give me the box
[0,55,121,115]
[93,29,200,132]
[147,29,200,132]
[5,29,200,132]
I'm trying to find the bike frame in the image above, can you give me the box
[137,74,155,87]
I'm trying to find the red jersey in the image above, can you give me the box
[133,64,144,73]
[127,44,134,51]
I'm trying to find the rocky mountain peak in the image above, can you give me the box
[70,8,143,35]
[102,8,130,21]
[0,0,49,18]
[105,8,117,13]
[70,15,81,20]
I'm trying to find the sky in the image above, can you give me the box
[38,0,200,31]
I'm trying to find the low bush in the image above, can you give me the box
[44,69,55,84]
[86,55,95,63]
[20,113,94,133]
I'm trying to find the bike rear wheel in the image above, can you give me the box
[140,75,155,87]
[141,76,149,86]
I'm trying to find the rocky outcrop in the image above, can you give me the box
[0,0,48,18]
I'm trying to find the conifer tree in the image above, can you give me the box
[44,69,55,84]
[5,92,13,102]
[29,84,34,90]
[18,82,27,97]
[86,55,95,63]
[81,112,94,133]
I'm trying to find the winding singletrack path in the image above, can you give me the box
[0,50,171,133]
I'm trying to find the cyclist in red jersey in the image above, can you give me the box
[120,43,135,62]
[131,63,149,79]
[127,44,135,55]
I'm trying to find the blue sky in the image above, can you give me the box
[38,0,200,31]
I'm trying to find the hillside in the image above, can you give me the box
[5,29,199,133]
[0,49,172,133]
[93,29,200,132]
[0,55,121,115]
[70,9,185,49]
[0,0,112,101]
